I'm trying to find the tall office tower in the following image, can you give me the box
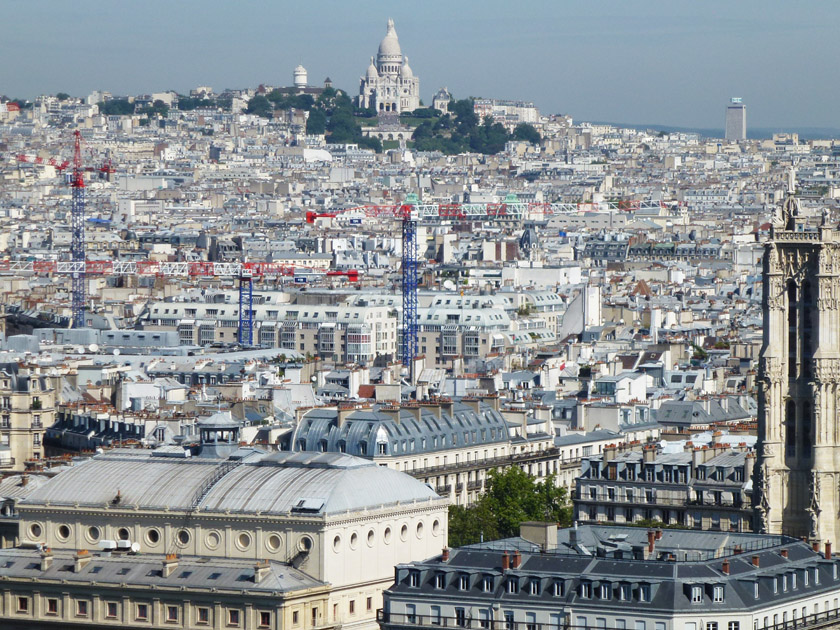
[755,172,840,544]
[725,97,747,140]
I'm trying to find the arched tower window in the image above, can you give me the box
[788,281,798,378]
[802,402,812,458]
[802,281,814,377]
[786,399,796,457]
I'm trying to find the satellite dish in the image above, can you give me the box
[443,280,456,291]
[113,349,121,356]
[130,542,141,554]
[88,343,99,353]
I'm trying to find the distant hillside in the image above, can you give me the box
[588,121,840,141]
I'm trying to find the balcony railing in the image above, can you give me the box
[378,605,840,630]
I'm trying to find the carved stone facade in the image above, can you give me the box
[756,186,840,546]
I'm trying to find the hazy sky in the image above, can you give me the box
[2,1,839,129]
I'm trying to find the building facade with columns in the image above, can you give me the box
[357,19,420,114]
[755,180,840,546]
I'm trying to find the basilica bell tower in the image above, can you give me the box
[756,172,840,545]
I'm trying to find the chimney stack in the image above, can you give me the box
[813,542,821,553]
[734,545,743,555]
[751,555,760,567]
[502,551,510,571]
[722,559,730,575]
[254,560,271,583]
[780,548,788,559]
[441,547,450,562]
[647,530,656,554]
[511,550,522,569]
[826,542,833,560]
[21,474,29,487]
[655,529,663,541]
[40,548,53,571]
[162,553,179,578]
[74,549,91,573]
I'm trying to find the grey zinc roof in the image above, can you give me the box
[198,452,440,515]
[19,449,441,516]
[0,549,322,593]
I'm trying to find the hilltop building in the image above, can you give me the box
[357,19,420,114]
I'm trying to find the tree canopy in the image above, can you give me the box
[409,98,540,155]
[98,99,134,116]
[447,466,572,548]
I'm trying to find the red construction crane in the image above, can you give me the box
[12,153,70,172]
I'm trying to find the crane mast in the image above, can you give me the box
[70,130,86,328]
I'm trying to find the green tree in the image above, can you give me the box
[246,95,273,118]
[447,467,572,546]
[513,123,541,144]
[56,92,70,101]
[306,109,327,134]
[98,99,134,116]
[306,109,327,135]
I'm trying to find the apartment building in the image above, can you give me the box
[0,363,55,471]
[574,443,755,532]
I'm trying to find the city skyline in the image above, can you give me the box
[3,1,840,130]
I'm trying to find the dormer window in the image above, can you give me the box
[435,573,445,589]
[691,586,703,603]
[459,575,469,591]
[507,578,519,594]
[639,583,651,602]
[599,584,610,600]
[553,581,564,597]
[713,585,724,603]
[530,579,540,595]
[409,571,420,587]
[483,577,493,593]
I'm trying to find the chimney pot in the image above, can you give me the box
[826,542,832,560]
[734,545,743,555]
[722,559,730,575]
[655,529,663,541]
[751,555,760,567]
[780,548,788,559]
[813,542,820,553]
[441,547,450,562]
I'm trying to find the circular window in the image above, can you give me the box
[146,528,161,545]
[416,522,424,538]
[237,532,252,550]
[299,536,313,553]
[176,529,190,546]
[266,534,282,552]
[29,523,42,539]
[57,525,71,541]
[333,535,341,552]
[400,524,408,541]
[350,532,358,549]
[367,529,375,547]
[205,531,221,550]
[384,527,392,544]
[117,527,131,541]
[87,526,101,543]
[432,520,441,536]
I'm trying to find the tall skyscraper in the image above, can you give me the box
[755,172,840,544]
[725,97,747,140]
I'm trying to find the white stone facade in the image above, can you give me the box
[357,19,420,114]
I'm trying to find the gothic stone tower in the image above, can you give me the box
[756,180,840,545]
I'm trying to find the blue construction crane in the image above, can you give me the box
[70,130,86,329]
[400,194,419,382]
[238,268,254,345]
